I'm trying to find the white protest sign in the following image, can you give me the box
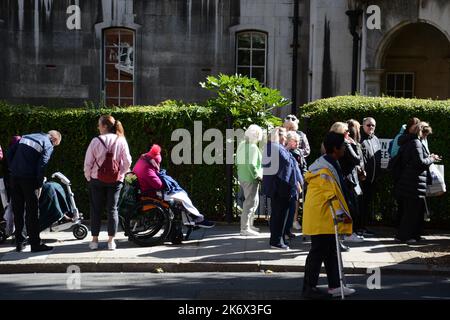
[379,139,393,169]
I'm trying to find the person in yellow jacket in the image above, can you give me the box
[302,131,356,299]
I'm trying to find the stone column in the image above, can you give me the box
[363,68,385,96]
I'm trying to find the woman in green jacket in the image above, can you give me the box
[236,125,263,236]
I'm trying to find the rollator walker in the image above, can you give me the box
[0,172,88,244]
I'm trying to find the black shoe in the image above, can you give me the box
[339,241,349,252]
[270,243,290,250]
[405,239,417,245]
[302,286,332,300]
[31,244,53,252]
[195,220,215,228]
[16,242,27,252]
[286,232,296,239]
[361,229,375,237]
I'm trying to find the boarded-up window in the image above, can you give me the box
[103,28,135,106]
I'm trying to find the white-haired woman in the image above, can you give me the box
[236,124,264,236]
[283,115,310,230]
[262,127,302,250]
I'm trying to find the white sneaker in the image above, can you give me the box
[240,229,259,236]
[292,221,301,230]
[328,286,356,297]
[89,241,98,250]
[107,240,116,250]
[344,233,364,243]
[250,226,260,232]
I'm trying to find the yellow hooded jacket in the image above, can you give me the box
[302,158,353,236]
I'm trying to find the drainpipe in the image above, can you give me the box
[291,0,300,114]
[345,8,363,95]
[225,113,233,223]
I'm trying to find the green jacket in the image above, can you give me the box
[236,141,263,182]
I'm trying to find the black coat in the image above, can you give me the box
[339,141,363,189]
[360,130,382,184]
[395,134,434,199]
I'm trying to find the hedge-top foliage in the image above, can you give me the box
[299,96,450,227]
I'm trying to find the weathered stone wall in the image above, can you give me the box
[0,0,309,115]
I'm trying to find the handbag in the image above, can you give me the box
[426,164,446,197]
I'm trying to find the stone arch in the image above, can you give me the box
[374,20,450,69]
[374,21,450,99]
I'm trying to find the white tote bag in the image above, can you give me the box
[426,164,446,197]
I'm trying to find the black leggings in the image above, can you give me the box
[303,234,340,290]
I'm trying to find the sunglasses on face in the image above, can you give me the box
[366,124,376,127]
[286,116,297,121]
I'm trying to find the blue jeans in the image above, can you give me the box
[89,179,123,237]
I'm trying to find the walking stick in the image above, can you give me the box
[328,200,345,300]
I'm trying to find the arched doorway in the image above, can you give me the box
[380,23,450,99]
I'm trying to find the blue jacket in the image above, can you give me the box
[389,125,406,158]
[262,142,302,199]
[7,133,54,184]
[157,169,184,195]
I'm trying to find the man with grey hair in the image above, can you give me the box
[359,117,381,237]
[7,130,62,252]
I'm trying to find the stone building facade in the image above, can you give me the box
[0,0,448,118]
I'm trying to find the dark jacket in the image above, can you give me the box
[262,142,301,199]
[360,130,382,184]
[340,141,363,186]
[7,133,54,186]
[395,134,434,199]
[289,148,307,177]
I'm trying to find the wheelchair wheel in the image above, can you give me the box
[125,202,172,247]
[73,224,88,240]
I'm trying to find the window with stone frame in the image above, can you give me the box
[236,31,267,85]
[386,73,414,98]
[103,28,135,106]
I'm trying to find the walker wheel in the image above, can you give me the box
[73,224,88,240]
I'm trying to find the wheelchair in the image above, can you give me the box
[119,173,199,247]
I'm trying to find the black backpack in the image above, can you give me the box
[387,144,405,183]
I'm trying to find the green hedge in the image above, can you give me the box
[298,95,450,228]
[0,102,238,221]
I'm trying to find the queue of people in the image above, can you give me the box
[1,115,215,252]
[0,112,443,296]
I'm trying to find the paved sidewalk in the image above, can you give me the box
[0,224,449,274]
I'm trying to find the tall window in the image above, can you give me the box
[236,31,267,84]
[103,28,135,106]
[386,73,414,98]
